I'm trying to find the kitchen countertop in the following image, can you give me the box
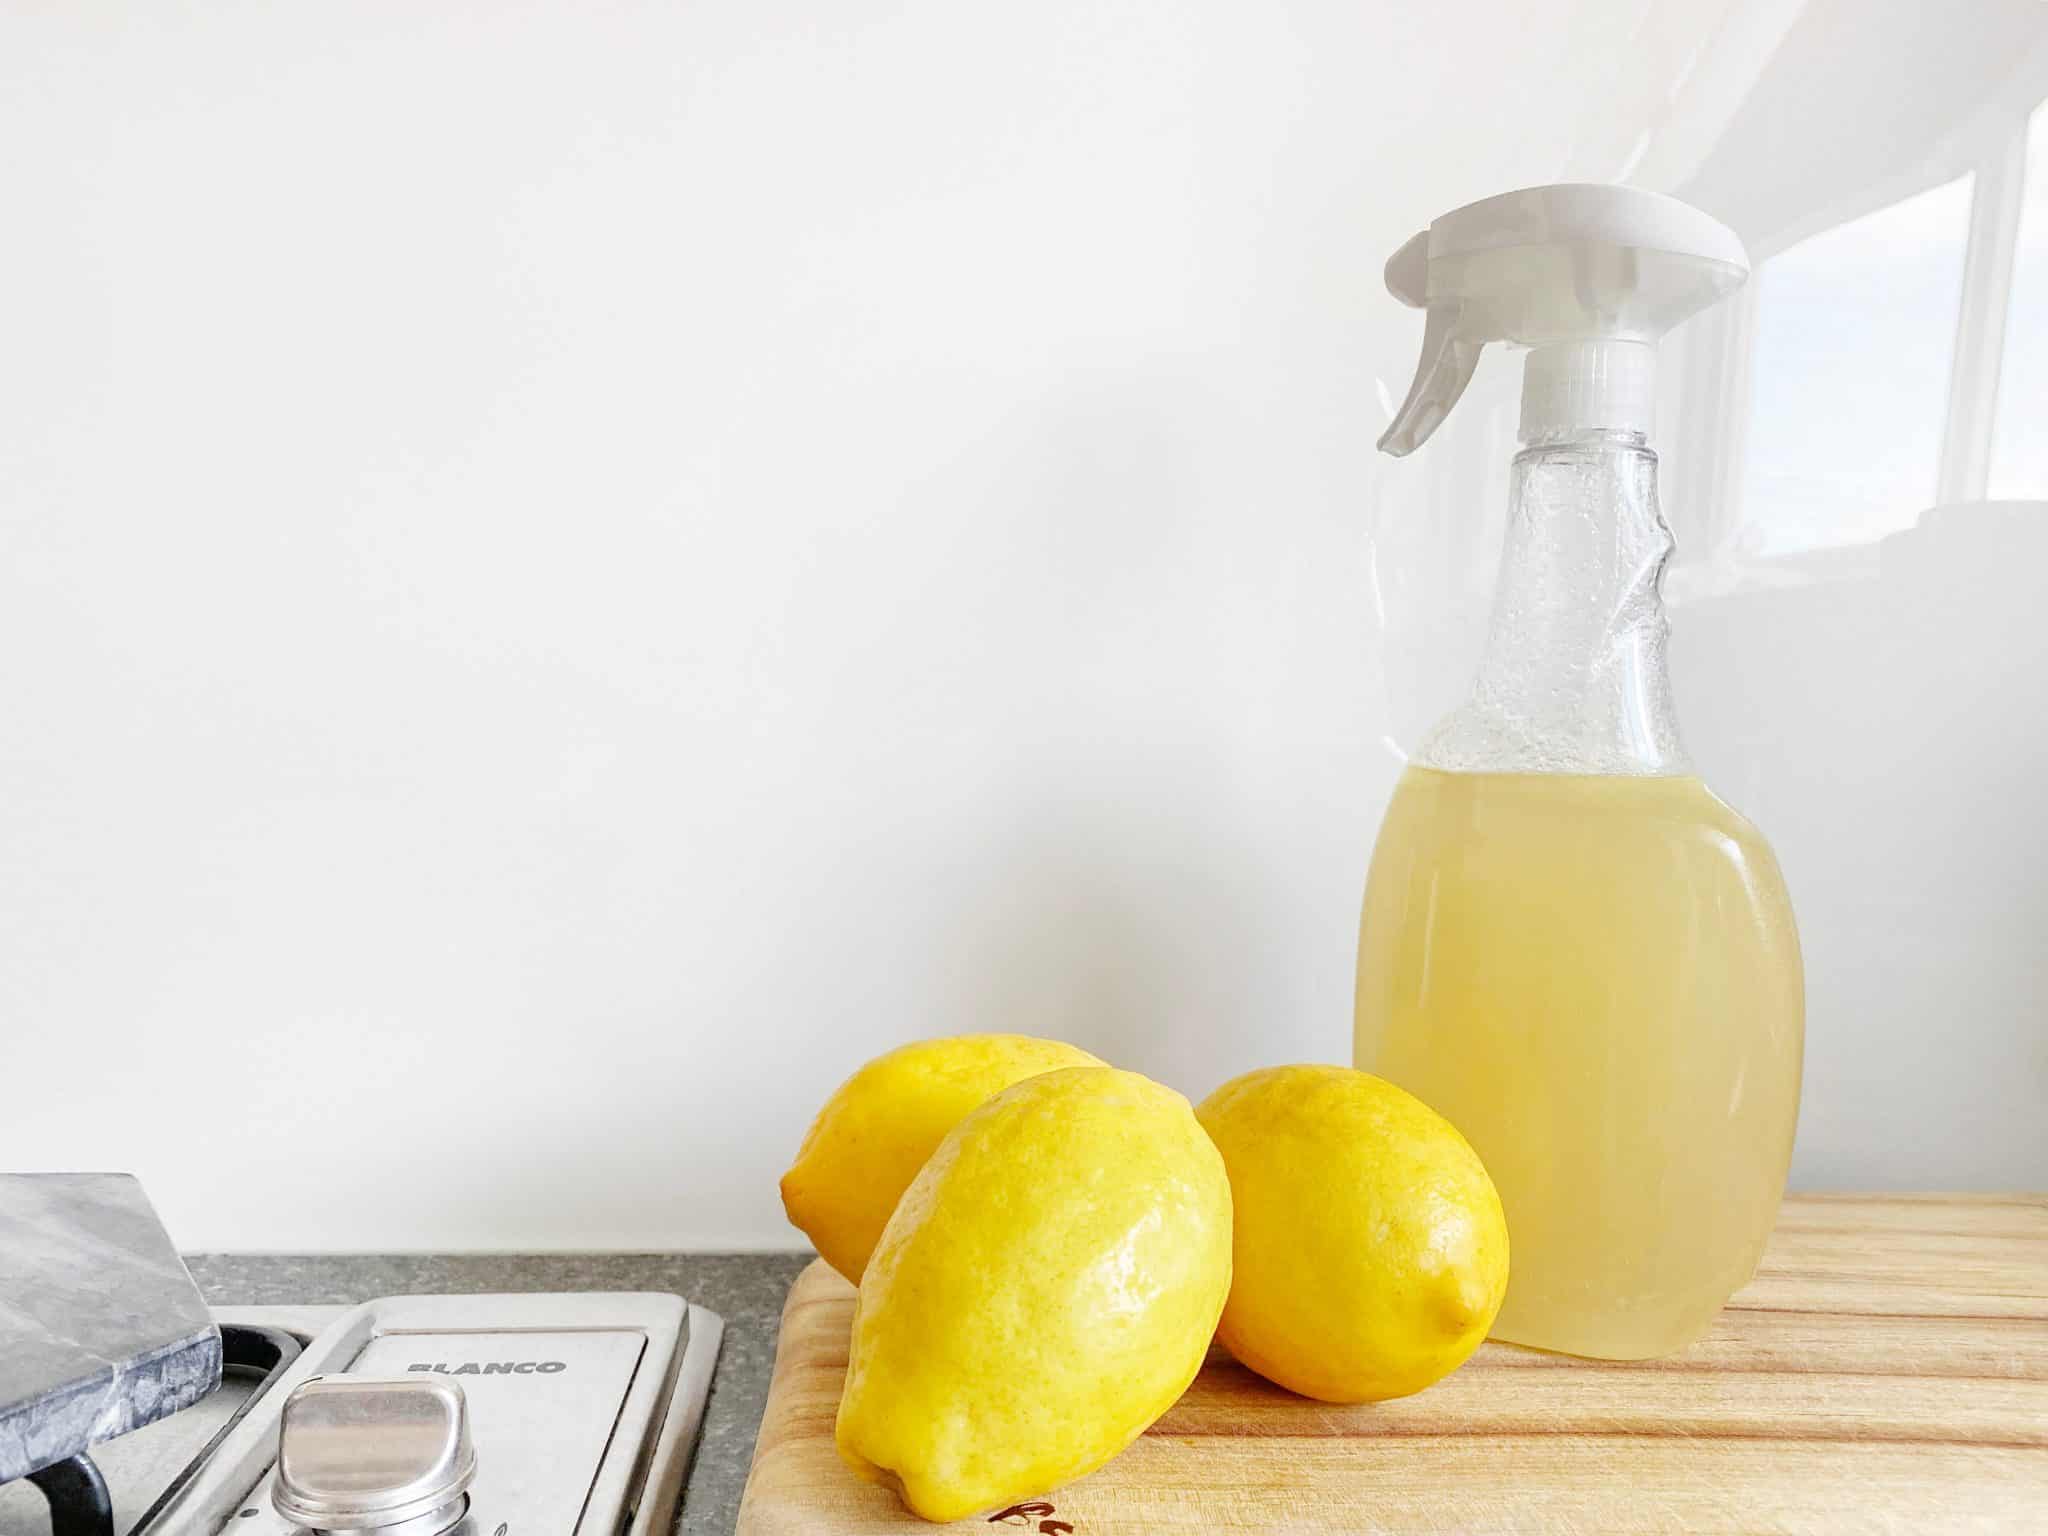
[183,1252,811,1536]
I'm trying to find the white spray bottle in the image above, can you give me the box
[1355,185,1803,1360]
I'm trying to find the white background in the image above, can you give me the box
[4,0,2044,1249]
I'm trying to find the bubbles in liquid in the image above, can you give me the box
[1419,442,1687,776]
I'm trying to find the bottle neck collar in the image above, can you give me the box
[1519,426,1648,451]
[1519,339,1658,443]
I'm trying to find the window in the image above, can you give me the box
[1700,83,2048,568]
[1738,176,1974,556]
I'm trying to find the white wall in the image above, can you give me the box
[3,1,2042,1250]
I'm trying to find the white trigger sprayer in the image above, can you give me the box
[1377,183,1748,457]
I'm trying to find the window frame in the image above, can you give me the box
[1938,123,2029,506]
[1681,78,2048,563]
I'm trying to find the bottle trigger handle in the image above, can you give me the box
[1378,303,1482,458]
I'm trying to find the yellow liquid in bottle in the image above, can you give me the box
[1355,767,1803,1359]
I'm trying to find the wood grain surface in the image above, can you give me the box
[736,1195,2048,1533]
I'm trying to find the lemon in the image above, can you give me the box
[780,1034,1104,1283]
[836,1066,1232,1522]
[1196,1064,1507,1402]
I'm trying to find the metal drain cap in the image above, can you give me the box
[272,1376,475,1535]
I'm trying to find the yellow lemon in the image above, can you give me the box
[836,1066,1232,1522]
[780,1034,1103,1284]
[1196,1063,1507,1402]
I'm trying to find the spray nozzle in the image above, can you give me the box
[1377,184,1749,456]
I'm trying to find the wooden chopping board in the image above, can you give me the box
[737,1195,2048,1533]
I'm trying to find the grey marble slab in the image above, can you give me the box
[0,1174,223,1485]
[182,1252,811,1536]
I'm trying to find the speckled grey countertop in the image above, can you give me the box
[182,1253,811,1536]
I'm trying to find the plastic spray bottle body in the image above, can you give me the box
[1355,425,1802,1360]
[1355,187,1804,1359]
